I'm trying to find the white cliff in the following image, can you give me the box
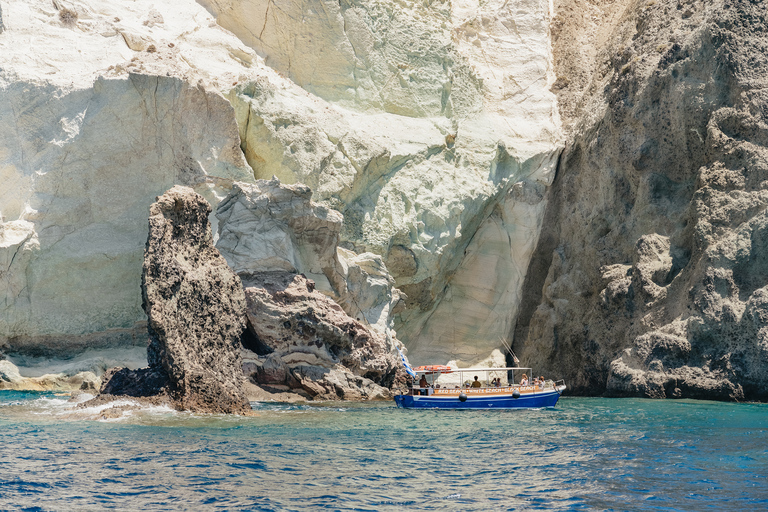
[0,0,263,356]
[205,0,563,365]
[0,0,562,372]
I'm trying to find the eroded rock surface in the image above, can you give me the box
[99,187,251,413]
[212,0,564,365]
[0,359,99,392]
[515,0,768,400]
[215,179,404,399]
[1,0,563,372]
[0,0,258,356]
[216,178,405,339]
[240,272,402,400]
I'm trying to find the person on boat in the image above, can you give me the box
[520,374,529,386]
[419,375,429,388]
[539,376,546,388]
[471,376,482,388]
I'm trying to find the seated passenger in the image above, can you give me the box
[520,373,529,386]
[471,376,482,388]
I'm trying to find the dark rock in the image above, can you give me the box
[516,0,768,401]
[97,186,251,414]
[99,366,169,397]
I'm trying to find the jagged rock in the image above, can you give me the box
[336,249,407,333]
[515,0,768,400]
[241,272,402,399]
[99,187,251,414]
[98,367,169,398]
[292,366,392,401]
[216,178,405,339]
[216,179,345,290]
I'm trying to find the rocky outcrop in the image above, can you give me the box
[216,179,346,293]
[99,186,251,413]
[215,179,404,399]
[240,272,402,400]
[0,359,99,392]
[515,0,768,400]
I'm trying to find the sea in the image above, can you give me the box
[0,392,766,511]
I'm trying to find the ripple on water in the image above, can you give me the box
[1,393,768,510]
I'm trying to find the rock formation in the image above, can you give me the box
[0,359,99,392]
[4,0,765,402]
[220,0,565,364]
[241,273,402,399]
[215,179,404,399]
[514,0,768,400]
[215,178,405,338]
[1,0,562,372]
[99,186,251,413]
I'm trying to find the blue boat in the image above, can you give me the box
[393,365,566,410]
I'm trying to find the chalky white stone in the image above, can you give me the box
[1,0,563,370]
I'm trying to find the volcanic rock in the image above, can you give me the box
[515,0,768,400]
[99,186,251,414]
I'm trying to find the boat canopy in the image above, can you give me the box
[412,367,532,374]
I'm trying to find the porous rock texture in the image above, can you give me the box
[99,186,251,413]
[514,0,768,400]
[241,272,403,400]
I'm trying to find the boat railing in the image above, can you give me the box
[407,381,557,393]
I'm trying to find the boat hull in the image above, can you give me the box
[394,388,563,409]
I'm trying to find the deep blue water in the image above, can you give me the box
[0,392,766,511]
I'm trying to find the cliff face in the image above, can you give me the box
[207,0,563,365]
[1,0,562,368]
[4,0,765,401]
[515,0,768,400]
[0,0,257,356]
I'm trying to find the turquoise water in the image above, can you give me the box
[0,392,766,511]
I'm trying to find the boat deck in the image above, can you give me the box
[395,383,566,409]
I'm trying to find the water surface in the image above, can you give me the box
[0,392,766,511]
